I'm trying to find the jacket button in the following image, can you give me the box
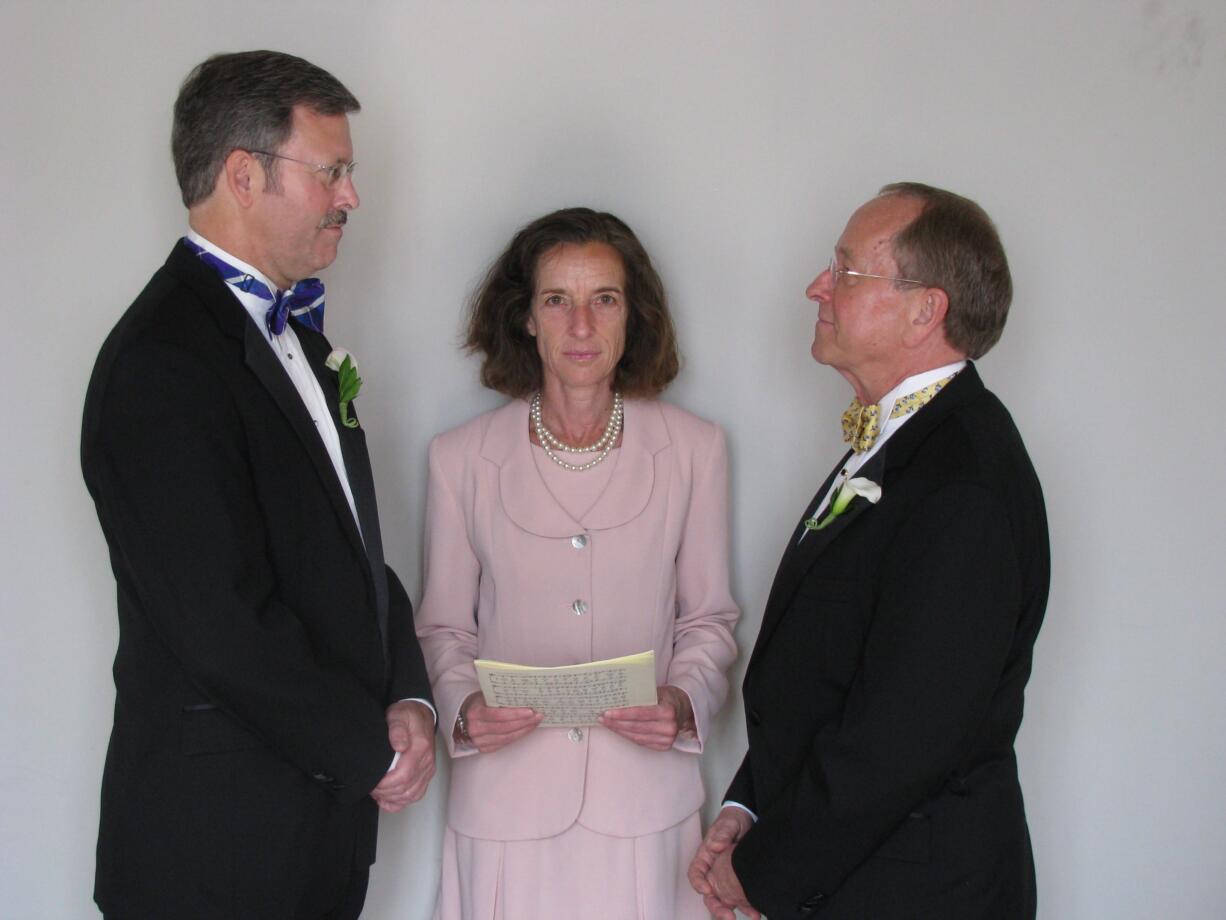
[571,534,588,549]
[568,728,584,742]
[798,892,824,913]
[572,599,588,616]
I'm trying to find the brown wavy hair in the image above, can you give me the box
[464,208,680,398]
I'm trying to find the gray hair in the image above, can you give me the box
[172,50,359,208]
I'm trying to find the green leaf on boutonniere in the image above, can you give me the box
[325,348,363,429]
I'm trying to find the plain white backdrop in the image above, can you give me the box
[2,1,1224,917]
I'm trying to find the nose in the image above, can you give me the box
[569,302,594,337]
[335,173,359,211]
[807,267,833,303]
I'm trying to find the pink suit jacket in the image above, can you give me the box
[416,397,739,841]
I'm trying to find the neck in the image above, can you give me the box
[839,365,905,407]
[842,347,965,406]
[537,382,617,446]
[189,208,290,290]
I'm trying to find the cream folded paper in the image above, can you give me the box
[474,650,657,726]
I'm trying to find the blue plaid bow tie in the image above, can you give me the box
[182,237,326,336]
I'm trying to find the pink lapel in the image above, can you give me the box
[480,398,669,537]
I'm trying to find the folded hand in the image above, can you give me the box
[687,806,759,919]
[370,700,436,813]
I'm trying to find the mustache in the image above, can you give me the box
[319,210,348,229]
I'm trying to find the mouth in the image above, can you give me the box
[319,210,348,231]
[563,350,600,361]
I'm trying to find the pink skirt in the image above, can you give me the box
[433,812,708,920]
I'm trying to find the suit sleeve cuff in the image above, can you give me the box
[721,800,758,823]
[398,697,438,725]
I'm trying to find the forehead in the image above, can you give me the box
[285,105,353,157]
[838,194,923,264]
[535,242,625,287]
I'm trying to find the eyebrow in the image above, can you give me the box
[291,149,353,164]
[537,285,624,295]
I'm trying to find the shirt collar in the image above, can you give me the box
[878,360,967,421]
[185,229,280,341]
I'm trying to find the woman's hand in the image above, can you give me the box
[455,691,543,754]
[598,685,694,750]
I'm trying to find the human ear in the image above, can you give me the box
[904,287,949,346]
[222,149,259,207]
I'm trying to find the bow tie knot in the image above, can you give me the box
[266,278,325,336]
[841,400,882,454]
[182,237,326,336]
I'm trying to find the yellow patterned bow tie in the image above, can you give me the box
[840,374,956,453]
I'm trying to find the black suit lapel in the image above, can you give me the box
[785,449,888,579]
[240,323,370,556]
[296,329,391,661]
[749,448,887,666]
[169,242,372,583]
[777,450,854,582]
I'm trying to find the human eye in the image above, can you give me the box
[542,293,566,307]
[323,162,355,187]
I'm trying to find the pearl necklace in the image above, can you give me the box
[531,391,624,472]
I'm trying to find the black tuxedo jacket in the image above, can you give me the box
[727,365,1049,920]
[81,242,432,919]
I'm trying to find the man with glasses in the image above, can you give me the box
[82,51,435,919]
[689,184,1049,919]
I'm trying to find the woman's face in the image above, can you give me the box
[526,241,628,397]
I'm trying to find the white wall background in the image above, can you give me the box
[2,1,1223,917]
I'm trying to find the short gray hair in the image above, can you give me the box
[172,50,359,208]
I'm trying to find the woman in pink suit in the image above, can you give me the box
[417,208,739,919]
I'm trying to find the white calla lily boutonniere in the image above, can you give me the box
[803,476,882,535]
[324,347,363,429]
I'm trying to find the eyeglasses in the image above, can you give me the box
[829,253,926,288]
[249,150,357,187]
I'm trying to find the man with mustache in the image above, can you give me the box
[82,50,435,919]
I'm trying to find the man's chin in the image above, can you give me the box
[310,243,341,273]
